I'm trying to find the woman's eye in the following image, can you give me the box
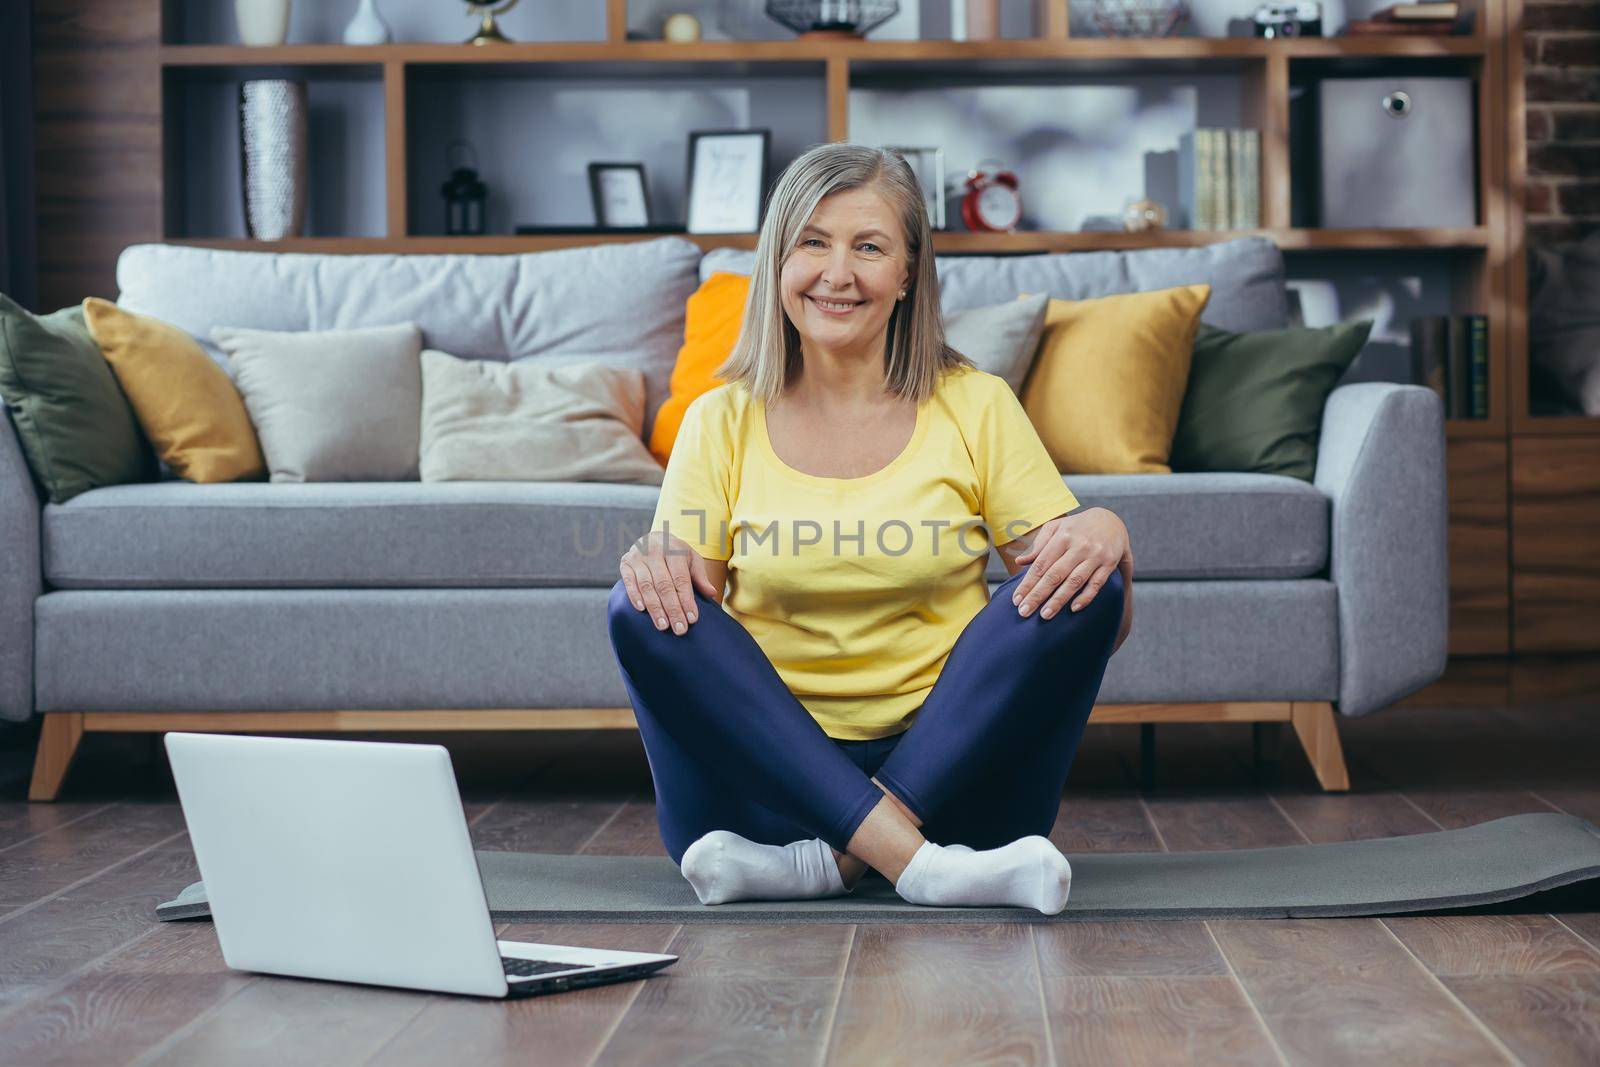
[800,238,882,252]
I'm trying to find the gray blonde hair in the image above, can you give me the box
[714,142,973,406]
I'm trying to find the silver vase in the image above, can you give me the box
[239,79,308,240]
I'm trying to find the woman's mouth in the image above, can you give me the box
[808,295,863,316]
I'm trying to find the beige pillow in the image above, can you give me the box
[213,322,424,483]
[419,351,665,485]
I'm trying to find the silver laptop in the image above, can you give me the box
[163,732,678,999]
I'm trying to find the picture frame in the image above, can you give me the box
[587,162,652,228]
[882,145,946,230]
[685,129,772,235]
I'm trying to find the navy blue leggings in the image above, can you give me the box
[607,566,1124,866]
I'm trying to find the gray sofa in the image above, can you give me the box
[3,236,1448,800]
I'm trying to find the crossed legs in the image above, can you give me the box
[606,566,1125,899]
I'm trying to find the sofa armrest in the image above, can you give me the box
[0,404,39,723]
[1314,382,1449,717]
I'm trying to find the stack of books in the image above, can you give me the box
[1346,1,1462,35]
[1178,128,1260,231]
[1410,314,1488,418]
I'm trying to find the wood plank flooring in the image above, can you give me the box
[0,656,1596,1066]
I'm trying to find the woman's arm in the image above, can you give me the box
[702,557,729,605]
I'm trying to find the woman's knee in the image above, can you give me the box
[607,578,661,652]
[1008,566,1123,636]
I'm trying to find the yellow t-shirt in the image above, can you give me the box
[649,364,1081,741]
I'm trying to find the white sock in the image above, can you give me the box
[679,829,847,905]
[894,836,1073,915]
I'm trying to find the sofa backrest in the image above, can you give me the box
[115,237,705,440]
[115,235,1290,446]
[701,235,1291,334]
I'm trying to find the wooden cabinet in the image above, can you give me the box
[1512,434,1600,653]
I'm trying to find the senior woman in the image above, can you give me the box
[607,142,1133,916]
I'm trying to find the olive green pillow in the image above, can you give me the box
[0,293,156,503]
[1170,319,1373,482]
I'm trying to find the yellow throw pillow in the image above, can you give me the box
[1018,284,1211,474]
[82,298,266,483]
[647,271,750,467]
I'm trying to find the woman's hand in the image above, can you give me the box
[1011,508,1134,650]
[619,531,721,636]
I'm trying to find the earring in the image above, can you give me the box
[898,290,907,300]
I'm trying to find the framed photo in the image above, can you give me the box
[587,162,652,228]
[882,145,946,230]
[685,129,771,235]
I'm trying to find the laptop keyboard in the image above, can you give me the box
[501,956,601,978]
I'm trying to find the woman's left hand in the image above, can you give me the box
[1011,507,1133,651]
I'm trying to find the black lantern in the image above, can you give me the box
[441,140,487,236]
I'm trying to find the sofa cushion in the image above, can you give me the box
[1021,285,1210,474]
[41,473,1327,590]
[33,580,1338,713]
[0,297,158,504]
[700,235,1290,333]
[1172,319,1373,482]
[213,322,424,483]
[419,351,664,485]
[114,237,705,440]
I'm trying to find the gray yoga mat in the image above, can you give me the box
[157,813,1600,924]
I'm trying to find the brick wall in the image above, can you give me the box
[1524,0,1600,246]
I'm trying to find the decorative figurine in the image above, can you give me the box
[463,0,520,45]
[441,141,488,235]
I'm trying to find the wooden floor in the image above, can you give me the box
[0,657,1597,1066]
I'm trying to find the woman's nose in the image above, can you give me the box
[821,249,855,289]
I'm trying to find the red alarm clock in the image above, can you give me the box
[960,159,1022,232]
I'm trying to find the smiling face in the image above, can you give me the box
[778,185,913,368]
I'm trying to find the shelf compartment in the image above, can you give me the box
[403,65,826,237]
[161,69,388,240]
[162,3,607,48]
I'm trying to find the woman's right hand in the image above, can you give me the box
[619,531,721,636]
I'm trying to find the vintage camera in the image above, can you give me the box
[1253,0,1322,37]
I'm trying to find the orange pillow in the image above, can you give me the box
[648,272,750,466]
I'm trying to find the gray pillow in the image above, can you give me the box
[419,350,664,485]
[213,322,424,483]
[943,293,1049,393]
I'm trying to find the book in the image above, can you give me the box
[1186,128,1219,230]
[1410,315,1449,413]
[1371,2,1459,19]
[1446,315,1471,419]
[1237,129,1260,228]
[1468,313,1488,418]
[1228,130,1244,230]
[1202,128,1223,230]
[1345,18,1455,34]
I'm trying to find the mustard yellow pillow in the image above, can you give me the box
[1018,284,1210,474]
[82,298,266,483]
[647,271,750,467]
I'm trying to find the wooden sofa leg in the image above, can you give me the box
[29,713,85,802]
[1289,701,1350,792]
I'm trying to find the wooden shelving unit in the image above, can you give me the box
[136,0,1591,655]
[155,8,1502,268]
